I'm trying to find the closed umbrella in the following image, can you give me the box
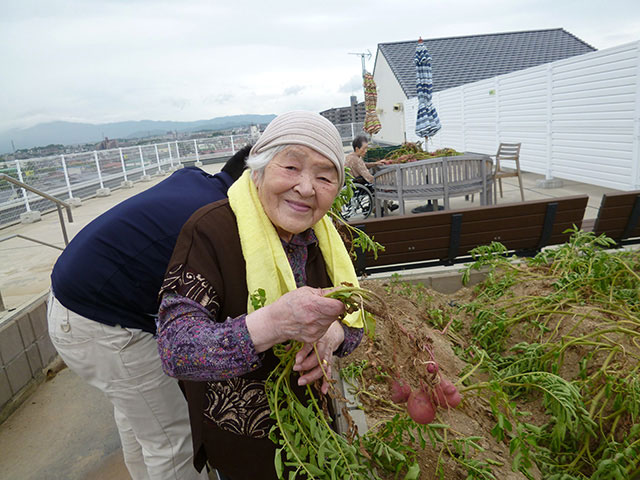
[414,38,441,143]
[363,72,382,135]
[411,38,442,214]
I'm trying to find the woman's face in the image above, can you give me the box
[255,145,341,241]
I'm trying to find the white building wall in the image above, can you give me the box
[403,97,418,144]
[419,41,640,191]
[372,52,409,144]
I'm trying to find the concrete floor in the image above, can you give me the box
[0,162,619,479]
[0,366,127,479]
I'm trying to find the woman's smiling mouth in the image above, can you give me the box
[286,200,312,213]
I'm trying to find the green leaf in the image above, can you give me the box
[274,448,283,479]
[317,442,326,465]
[404,462,421,480]
[305,463,325,477]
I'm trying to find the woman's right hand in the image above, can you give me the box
[245,287,345,353]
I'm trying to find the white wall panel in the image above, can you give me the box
[372,53,408,144]
[403,97,419,144]
[409,40,640,190]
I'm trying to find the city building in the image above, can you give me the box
[320,95,365,125]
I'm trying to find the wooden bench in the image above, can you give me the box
[351,195,588,275]
[372,153,493,216]
[581,190,640,245]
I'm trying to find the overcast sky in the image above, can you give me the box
[1,0,639,132]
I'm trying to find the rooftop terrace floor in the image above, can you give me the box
[0,163,619,478]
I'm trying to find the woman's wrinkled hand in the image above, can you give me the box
[245,286,345,353]
[293,321,344,394]
[269,286,345,343]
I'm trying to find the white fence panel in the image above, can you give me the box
[403,97,419,144]
[462,79,497,155]
[430,88,465,151]
[550,44,639,189]
[498,66,549,174]
[413,40,640,190]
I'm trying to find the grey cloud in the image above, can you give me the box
[339,75,363,94]
[203,94,234,105]
[169,98,190,110]
[283,85,305,96]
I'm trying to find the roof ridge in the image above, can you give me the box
[378,27,569,47]
[375,27,596,98]
[557,27,597,51]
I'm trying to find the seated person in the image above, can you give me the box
[345,135,378,184]
[345,136,398,211]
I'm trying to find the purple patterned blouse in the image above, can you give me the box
[157,229,363,381]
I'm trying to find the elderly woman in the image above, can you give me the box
[156,111,364,480]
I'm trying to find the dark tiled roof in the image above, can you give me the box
[377,28,596,97]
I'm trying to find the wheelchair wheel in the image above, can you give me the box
[341,183,373,220]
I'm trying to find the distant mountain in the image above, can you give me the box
[0,114,277,153]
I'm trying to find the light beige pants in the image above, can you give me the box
[47,293,207,480]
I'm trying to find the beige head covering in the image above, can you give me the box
[250,111,345,186]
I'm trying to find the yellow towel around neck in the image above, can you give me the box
[227,170,363,328]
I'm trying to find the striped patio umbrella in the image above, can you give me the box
[363,72,382,135]
[414,38,441,142]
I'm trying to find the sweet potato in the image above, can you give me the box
[390,379,411,404]
[432,378,461,409]
[407,388,436,424]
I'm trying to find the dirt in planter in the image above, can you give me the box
[339,278,541,480]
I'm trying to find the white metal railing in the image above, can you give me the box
[0,123,364,227]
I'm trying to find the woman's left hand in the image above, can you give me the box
[293,321,344,394]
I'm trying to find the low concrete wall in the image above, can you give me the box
[385,268,488,294]
[0,292,57,421]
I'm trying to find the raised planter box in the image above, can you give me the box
[0,292,58,422]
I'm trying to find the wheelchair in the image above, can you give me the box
[340,181,374,220]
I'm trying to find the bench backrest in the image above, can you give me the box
[351,195,588,274]
[589,190,640,243]
[374,154,492,201]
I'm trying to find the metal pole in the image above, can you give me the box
[194,139,200,162]
[175,141,180,161]
[167,143,174,168]
[155,144,162,173]
[138,146,147,176]
[56,205,70,246]
[61,155,74,199]
[93,151,104,188]
[546,63,554,181]
[230,135,236,155]
[348,51,371,79]
[15,159,30,211]
[351,123,355,140]
[119,148,128,181]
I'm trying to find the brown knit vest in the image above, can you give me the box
[164,199,332,479]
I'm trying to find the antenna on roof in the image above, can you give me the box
[348,50,372,78]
